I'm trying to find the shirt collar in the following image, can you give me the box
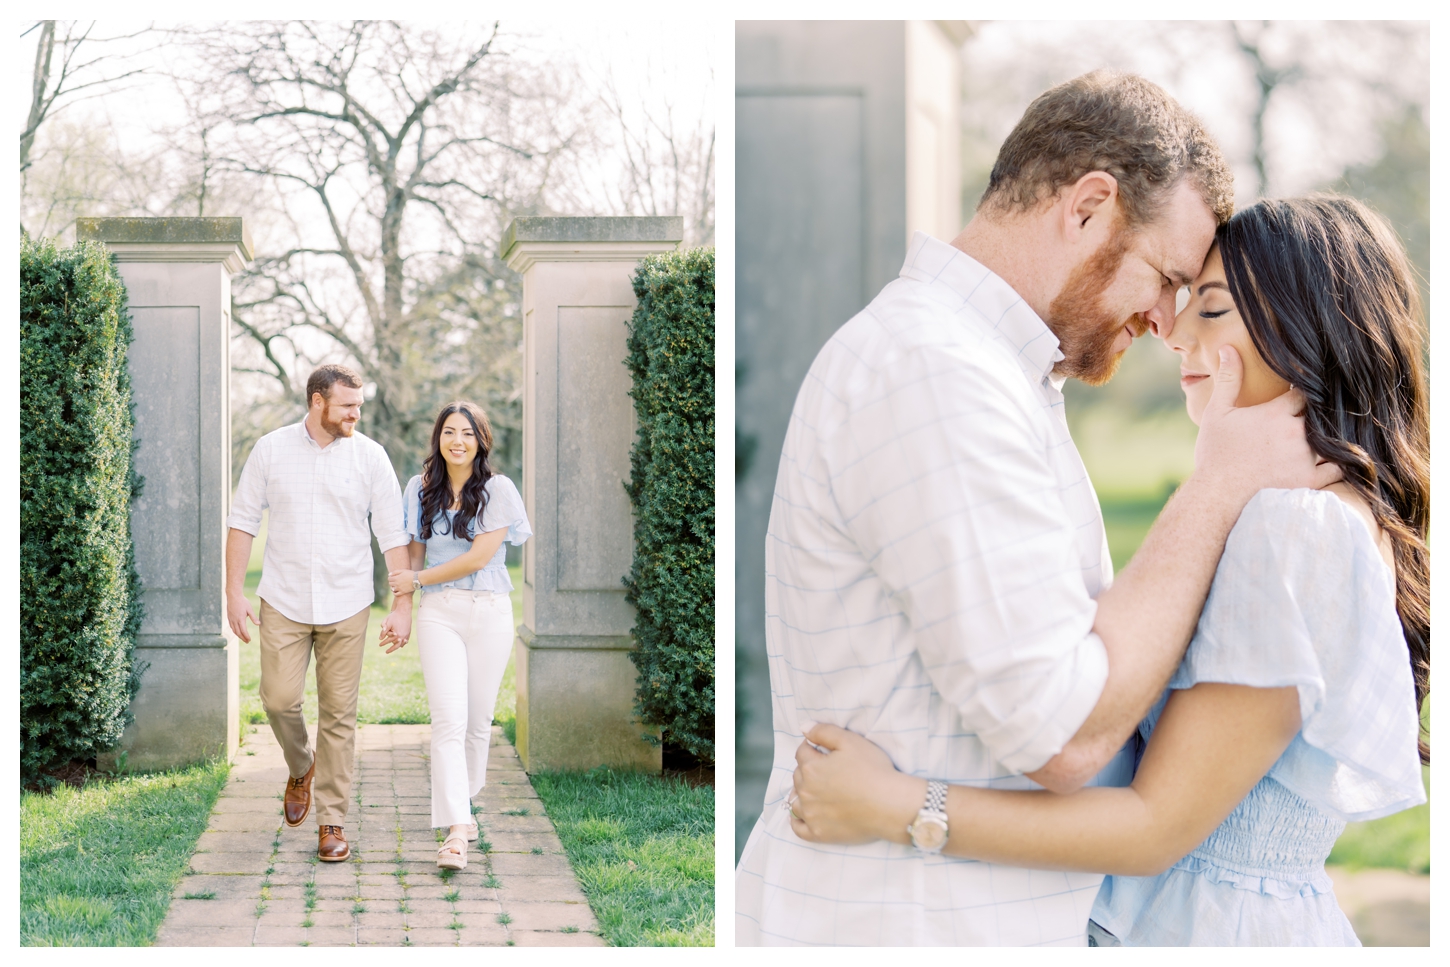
[898,231,1066,385]
[298,419,352,452]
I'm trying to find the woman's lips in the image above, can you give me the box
[1180,373,1210,388]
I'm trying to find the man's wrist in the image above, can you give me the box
[881,773,928,846]
[1176,472,1253,531]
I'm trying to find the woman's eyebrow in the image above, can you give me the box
[1197,280,1230,295]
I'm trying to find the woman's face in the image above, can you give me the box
[438,412,479,470]
[1168,246,1292,426]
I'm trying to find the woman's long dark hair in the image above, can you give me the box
[419,401,496,542]
[1217,195,1430,764]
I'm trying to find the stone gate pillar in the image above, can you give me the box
[77,216,252,770]
[502,216,683,772]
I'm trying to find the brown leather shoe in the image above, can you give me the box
[283,758,315,827]
[318,825,350,862]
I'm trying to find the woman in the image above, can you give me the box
[787,195,1429,945]
[384,401,531,870]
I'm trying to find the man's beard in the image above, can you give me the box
[1046,225,1146,387]
[321,408,356,438]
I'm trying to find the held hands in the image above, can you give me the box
[378,607,412,654]
[789,722,923,846]
[1194,346,1341,499]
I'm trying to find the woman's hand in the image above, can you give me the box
[789,722,925,846]
[388,568,417,595]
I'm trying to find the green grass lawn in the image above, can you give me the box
[1101,490,1430,873]
[20,759,230,946]
[531,769,714,946]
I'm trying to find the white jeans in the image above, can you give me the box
[416,588,515,827]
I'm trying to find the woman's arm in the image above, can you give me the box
[790,682,1301,876]
[389,528,507,591]
[408,540,426,571]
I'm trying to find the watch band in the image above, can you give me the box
[923,779,947,815]
[908,779,950,853]
[412,575,423,591]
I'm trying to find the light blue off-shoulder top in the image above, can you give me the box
[402,473,531,594]
[1090,488,1426,947]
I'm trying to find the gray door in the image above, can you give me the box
[735,20,908,859]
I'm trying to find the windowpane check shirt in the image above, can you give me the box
[735,233,1135,946]
[227,422,410,625]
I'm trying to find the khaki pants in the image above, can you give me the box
[258,599,370,827]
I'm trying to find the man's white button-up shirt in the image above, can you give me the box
[736,233,1134,946]
[227,422,410,625]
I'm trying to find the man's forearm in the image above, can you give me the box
[382,546,414,610]
[225,528,255,597]
[1028,474,1244,791]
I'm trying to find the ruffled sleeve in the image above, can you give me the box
[1167,488,1425,822]
[402,475,424,542]
[478,474,532,545]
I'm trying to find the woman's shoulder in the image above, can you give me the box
[484,473,520,497]
[403,474,424,497]
[1231,487,1387,569]
[1185,486,1399,684]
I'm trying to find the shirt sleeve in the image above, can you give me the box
[829,340,1107,775]
[226,434,270,535]
[478,475,532,545]
[402,476,423,543]
[1170,489,1426,821]
[367,445,410,553]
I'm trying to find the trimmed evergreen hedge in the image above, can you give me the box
[623,248,715,762]
[21,235,145,784]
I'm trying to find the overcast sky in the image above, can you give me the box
[959,20,1429,206]
[18,17,715,215]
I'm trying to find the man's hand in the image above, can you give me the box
[790,723,923,846]
[379,607,412,655]
[225,528,259,642]
[227,591,260,643]
[1194,346,1340,498]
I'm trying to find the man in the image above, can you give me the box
[735,71,1337,945]
[226,364,414,862]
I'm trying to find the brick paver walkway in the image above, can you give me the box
[158,723,605,946]
[1327,866,1430,947]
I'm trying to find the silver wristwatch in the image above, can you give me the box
[412,575,423,592]
[907,780,949,853]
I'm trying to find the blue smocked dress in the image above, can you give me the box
[1090,489,1426,946]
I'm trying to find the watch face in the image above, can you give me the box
[911,818,948,851]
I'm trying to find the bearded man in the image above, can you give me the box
[225,364,413,863]
[735,71,1332,945]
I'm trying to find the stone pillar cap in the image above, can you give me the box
[77,216,254,274]
[501,216,684,272]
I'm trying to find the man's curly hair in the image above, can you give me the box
[981,70,1234,228]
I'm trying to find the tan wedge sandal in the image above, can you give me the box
[437,832,468,870]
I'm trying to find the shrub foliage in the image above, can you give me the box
[624,248,715,762]
[21,235,144,784]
